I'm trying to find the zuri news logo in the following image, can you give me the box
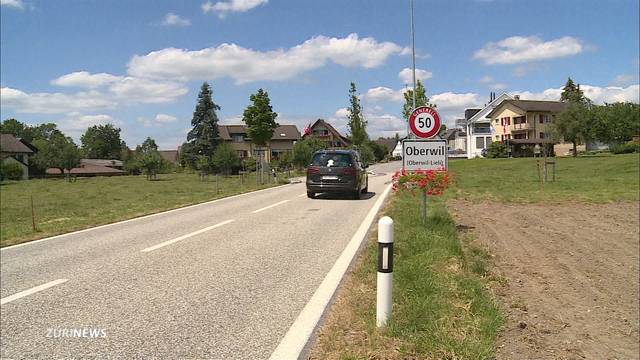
[46,328,107,338]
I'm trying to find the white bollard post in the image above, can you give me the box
[377,216,394,327]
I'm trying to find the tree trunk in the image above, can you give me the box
[572,141,578,157]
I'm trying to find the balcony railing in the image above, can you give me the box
[511,123,531,131]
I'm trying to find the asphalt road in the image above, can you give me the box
[1,161,400,359]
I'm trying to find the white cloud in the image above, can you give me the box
[398,68,432,84]
[155,114,177,123]
[365,113,406,139]
[610,74,637,87]
[202,0,267,17]
[107,77,188,104]
[479,75,494,84]
[362,86,406,103]
[51,71,123,88]
[1,0,24,9]
[162,13,191,27]
[511,84,639,104]
[334,108,349,118]
[0,87,116,114]
[57,113,121,140]
[127,33,408,84]
[474,36,583,65]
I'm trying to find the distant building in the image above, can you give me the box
[159,150,180,165]
[301,119,351,148]
[80,158,124,169]
[486,97,568,156]
[443,128,467,156]
[465,92,512,158]
[374,138,398,157]
[218,124,300,162]
[0,133,37,179]
[46,165,125,177]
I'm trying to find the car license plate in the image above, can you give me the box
[322,175,339,180]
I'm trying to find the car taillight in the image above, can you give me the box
[343,167,356,176]
[307,166,320,174]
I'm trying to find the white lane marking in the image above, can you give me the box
[298,193,307,197]
[141,220,234,253]
[268,182,393,360]
[1,182,300,252]
[1,279,68,305]
[251,200,290,214]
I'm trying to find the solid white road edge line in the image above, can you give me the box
[298,193,307,197]
[2,183,297,252]
[1,279,69,305]
[251,200,290,214]
[141,220,234,253]
[268,183,393,360]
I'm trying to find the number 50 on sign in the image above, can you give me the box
[409,106,441,139]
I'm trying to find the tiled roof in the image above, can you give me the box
[0,133,34,154]
[218,124,300,141]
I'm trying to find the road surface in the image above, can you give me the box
[1,161,400,359]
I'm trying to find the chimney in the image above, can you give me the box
[514,94,520,100]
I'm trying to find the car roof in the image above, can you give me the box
[313,149,355,155]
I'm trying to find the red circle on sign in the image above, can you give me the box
[409,106,441,138]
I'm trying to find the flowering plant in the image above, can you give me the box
[392,168,451,196]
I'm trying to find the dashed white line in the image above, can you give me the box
[1,279,69,305]
[298,193,307,197]
[141,220,234,252]
[251,200,290,214]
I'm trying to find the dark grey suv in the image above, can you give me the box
[306,150,368,199]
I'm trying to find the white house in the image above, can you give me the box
[392,141,403,158]
[465,92,512,158]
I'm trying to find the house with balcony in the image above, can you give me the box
[218,124,301,162]
[486,97,568,156]
[302,119,351,148]
[465,92,512,158]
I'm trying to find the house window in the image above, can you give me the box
[237,150,247,158]
[232,134,244,142]
[476,137,484,149]
[485,137,492,147]
[539,132,544,139]
[539,114,543,124]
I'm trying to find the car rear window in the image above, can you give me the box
[311,153,353,167]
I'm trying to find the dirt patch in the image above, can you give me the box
[448,200,640,360]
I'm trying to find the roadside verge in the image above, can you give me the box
[308,192,503,359]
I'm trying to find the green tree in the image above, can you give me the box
[369,141,388,162]
[243,88,279,146]
[196,155,213,179]
[136,137,162,180]
[293,136,327,168]
[187,82,221,159]
[80,124,124,159]
[179,141,198,170]
[346,82,368,146]
[0,119,60,143]
[32,131,81,181]
[560,77,590,106]
[402,80,436,121]
[212,142,239,175]
[486,141,508,158]
[592,102,640,144]
[554,103,593,157]
[0,119,28,138]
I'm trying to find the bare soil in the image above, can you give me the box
[448,200,640,360]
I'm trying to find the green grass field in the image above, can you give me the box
[311,193,503,359]
[0,172,285,247]
[448,153,639,203]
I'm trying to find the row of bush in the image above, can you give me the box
[0,162,23,180]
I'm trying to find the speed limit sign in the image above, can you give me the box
[409,106,441,138]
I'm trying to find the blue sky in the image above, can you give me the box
[1,0,638,149]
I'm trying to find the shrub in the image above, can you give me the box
[0,161,24,180]
[610,142,640,154]
[486,142,508,158]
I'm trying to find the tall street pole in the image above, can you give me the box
[409,0,417,139]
